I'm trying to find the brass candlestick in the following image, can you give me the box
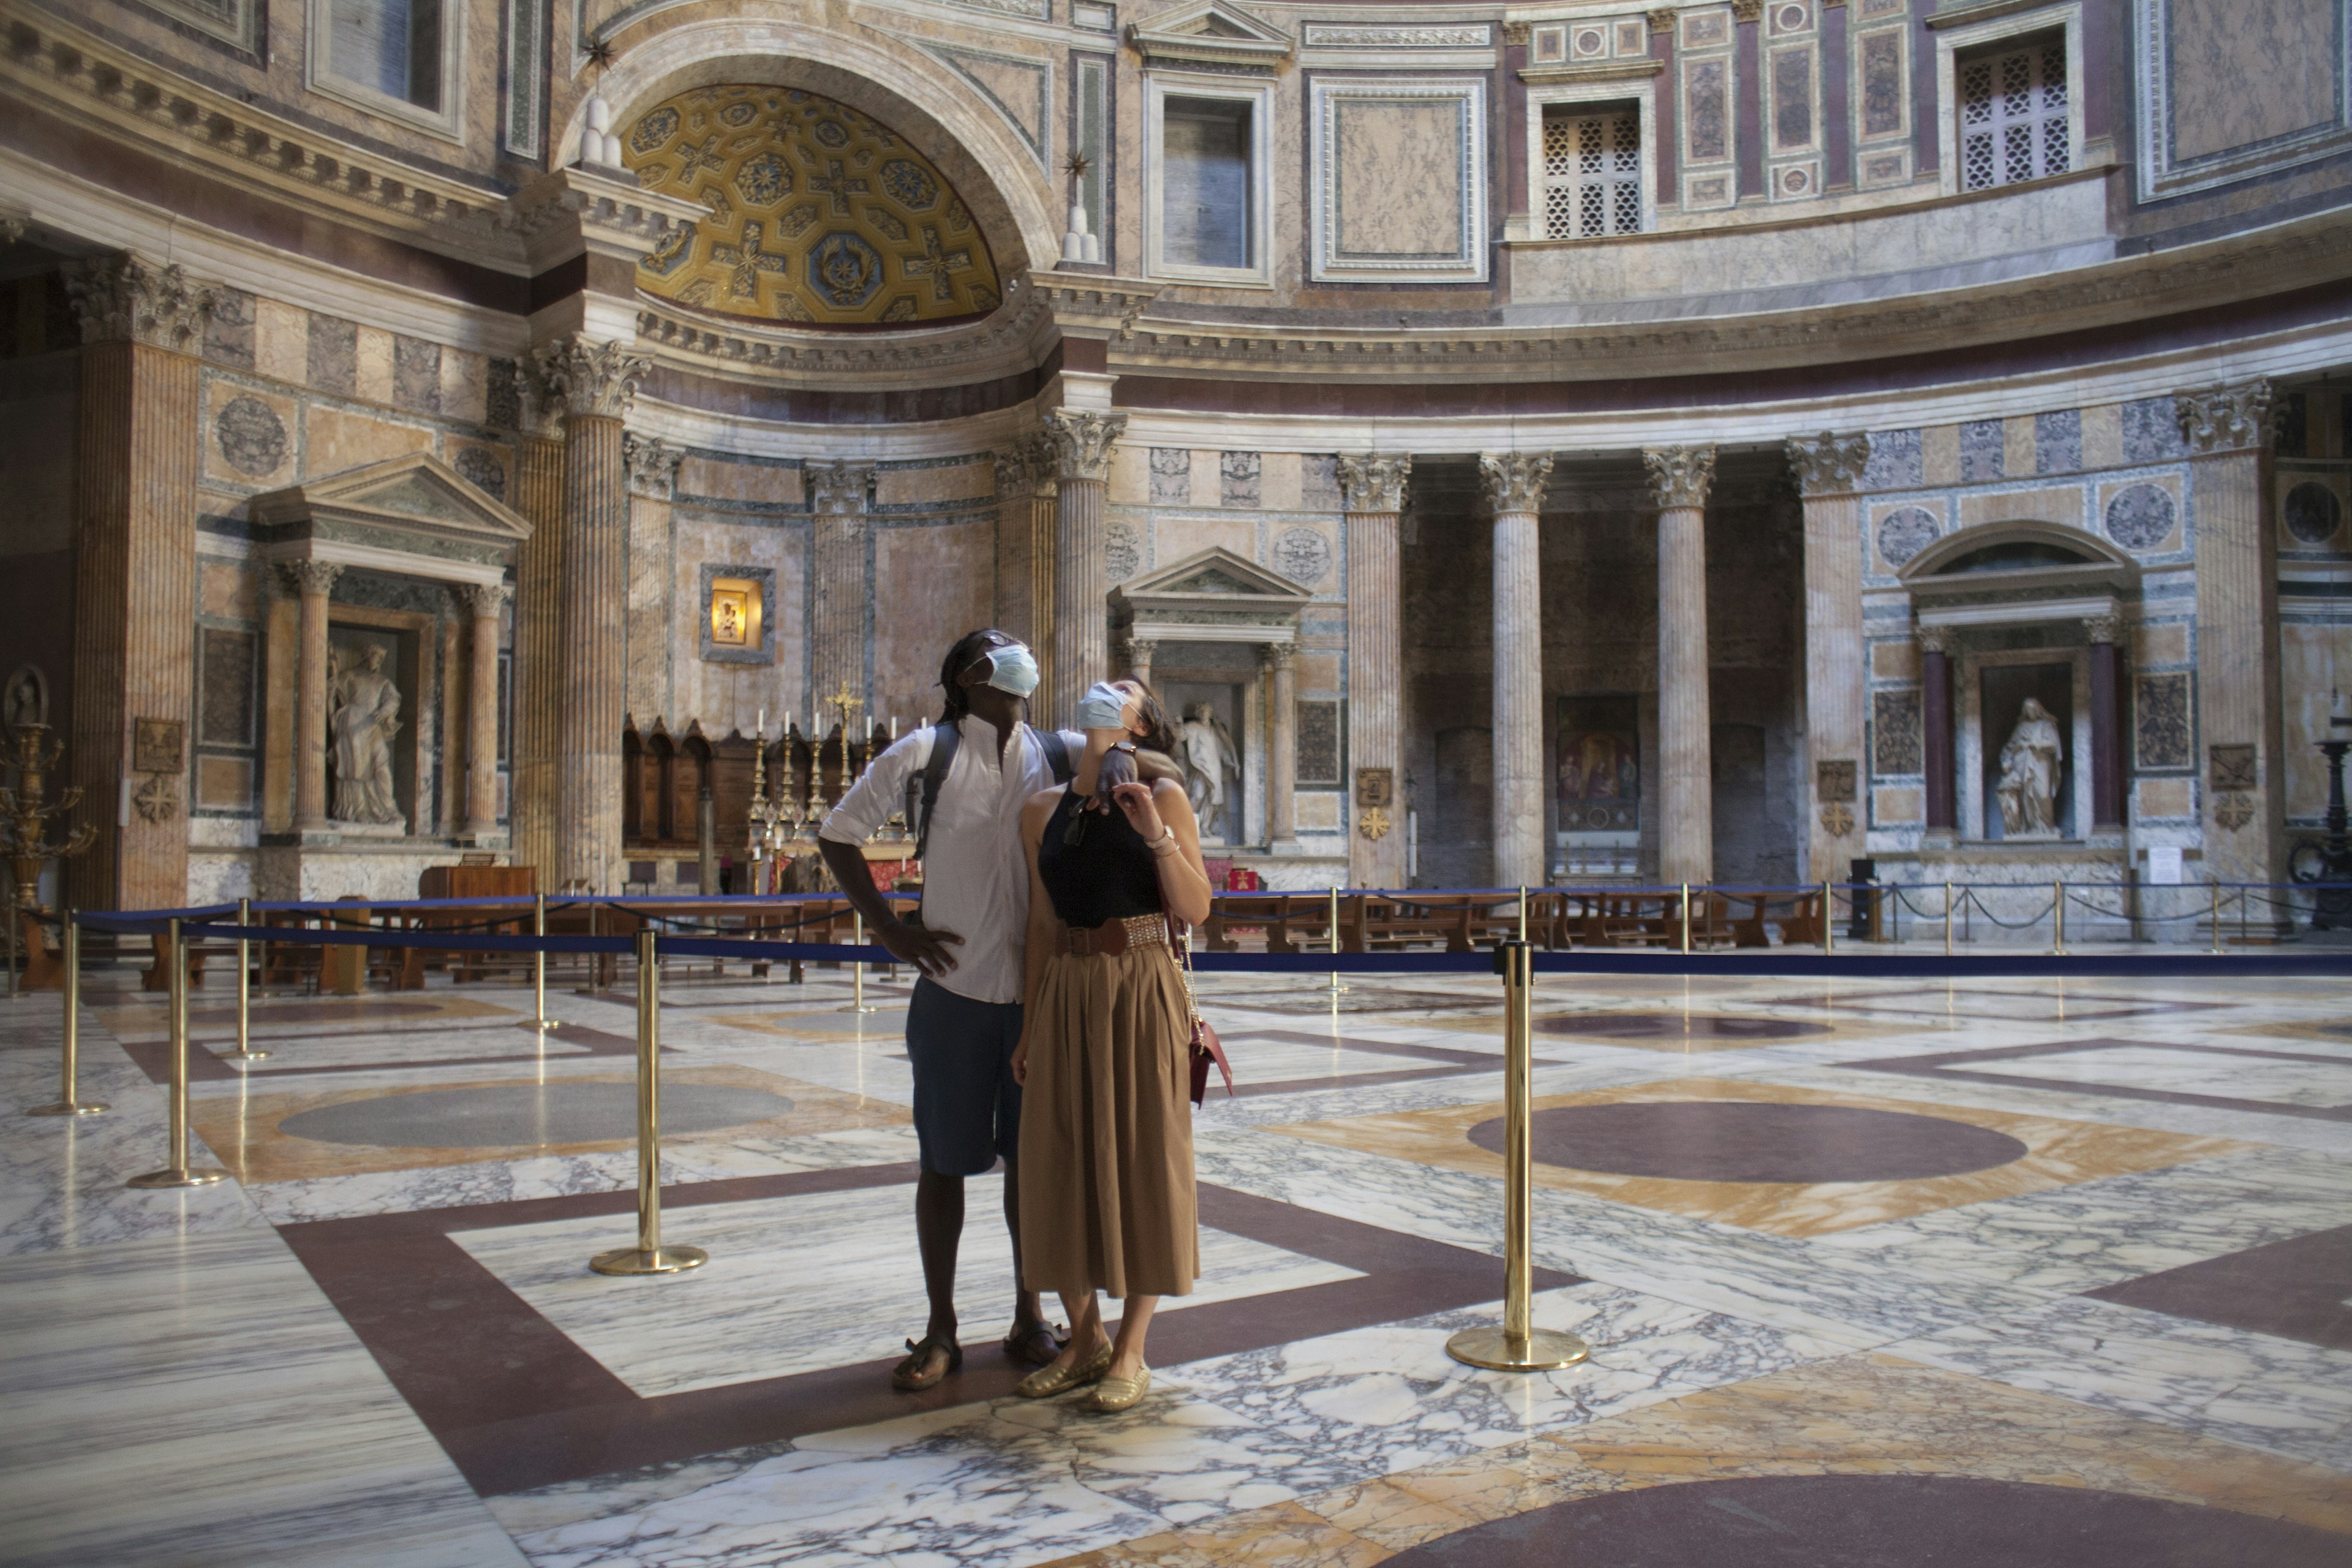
[2,720,96,997]
[745,731,784,895]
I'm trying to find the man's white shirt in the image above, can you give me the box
[818,716,1080,1006]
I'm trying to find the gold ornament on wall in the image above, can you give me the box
[1357,807,1392,842]
[1819,802,1855,837]
[624,86,1002,328]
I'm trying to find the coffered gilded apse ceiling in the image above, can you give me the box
[624,86,1002,328]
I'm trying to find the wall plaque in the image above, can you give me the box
[2209,743,2257,791]
[1816,758,1858,803]
[133,718,186,774]
[1355,766,1393,809]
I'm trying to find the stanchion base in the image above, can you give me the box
[1444,1326,1589,1372]
[215,1049,271,1062]
[26,1099,109,1117]
[127,1166,228,1189]
[836,1005,883,1015]
[590,1244,709,1276]
[521,1018,564,1031]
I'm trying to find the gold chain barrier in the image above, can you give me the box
[1446,937,1589,1373]
[128,917,227,1189]
[591,929,708,1276]
[26,913,106,1117]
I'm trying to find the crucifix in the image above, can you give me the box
[810,159,870,216]
[904,225,975,303]
[710,221,789,300]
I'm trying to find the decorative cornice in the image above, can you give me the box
[807,460,872,516]
[1031,272,1164,344]
[537,338,651,421]
[62,254,214,350]
[1127,1,1295,72]
[1044,410,1127,483]
[631,278,1054,391]
[1644,445,1716,510]
[1784,432,1872,497]
[1310,23,1492,47]
[624,432,684,499]
[2176,378,2275,456]
[505,168,707,275]
[1336,454,1412,514]
[1520,59,1667,84]
[462,581,514,618]
[1480,451,1555,514]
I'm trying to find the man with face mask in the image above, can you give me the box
[819,628,1082,1390]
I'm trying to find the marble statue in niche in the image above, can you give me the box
[330,643,405,826]
[1994,698,2063,839]
[1178,702,1243,841]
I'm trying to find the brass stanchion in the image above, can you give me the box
[2052,880,2065,956]
[1823,880,1836,954]
[1326,886,1349,995]
[1943,881,1954,957]
[592,930,707,1275]
[129,918,227,1189]
[841,909,881,1014]
[216,897,268,1061]
[1447,938,1587,1373]
[529,892,560,1028]
[27,913,105,1117]
[1679,882,1691,955]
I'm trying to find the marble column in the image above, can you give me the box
[437,614,464,832]
[1120,637,1157,690]
[623,433,682,729]
[1264,643,1297,846]
[2087,614,2125,833]
[993,434,1059,710]
[1919,623,1956,841]
[1340,454,1411,888]
[1787,433,1871,879]
[1648,445,1717,887]
[808,460,876,728]
[464,582,511,840]
[63,255,212,910]
[287,561,342,833]
[1044,411,1127,731]
[538,337,649,894]
[507,366,566,884]
[1481,451,1555,888]
[2179,380,2283,886]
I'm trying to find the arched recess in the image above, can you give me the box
[565,16,1055,282]
[1898,520,2136,585]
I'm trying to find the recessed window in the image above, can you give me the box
[1161,96,1253,269]
[309,0,463,138]
[1958,37,2067,191]
[1544,107,1642,238]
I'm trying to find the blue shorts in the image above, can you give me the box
[905,977,1025,1177]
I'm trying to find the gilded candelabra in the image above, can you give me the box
[745,729,786,895]
[2,722,96,993]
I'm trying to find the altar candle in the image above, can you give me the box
[757,706,765,739]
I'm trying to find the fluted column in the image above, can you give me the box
[508,366,566,883]
[1648,445,1717,887]
[1481,451,1555,887]
[809,460,876,725]
[1044,412,1127,730]
[623,433,683,728]
[1787,433,1871,880]
[1340,454,1411,888]
[1264,643,1297,846]
[64,255,213,909]
[288,561,342,832]
[993,434,1058,690]
[538,337,648,894]
[2180,380,2283,886]
[464,582,512,840]
[1920,624,1956,840]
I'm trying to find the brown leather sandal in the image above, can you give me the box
[1003,1319,1065,1368]
[890,1332,962,1391]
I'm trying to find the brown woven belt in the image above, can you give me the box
[1055,913,1167,957]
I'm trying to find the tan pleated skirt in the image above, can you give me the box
[1018,943,1199,1300]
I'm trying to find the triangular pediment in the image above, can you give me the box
[250,452,533,545]
[1128,1,1293,69]
[1111,546,1313,612]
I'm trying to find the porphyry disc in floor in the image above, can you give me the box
[1466,1100,2027,1183]
[278,1082,794,1148]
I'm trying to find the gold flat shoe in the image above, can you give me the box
[1084,1365,1150,1413]
[1015,1341,1113,1399]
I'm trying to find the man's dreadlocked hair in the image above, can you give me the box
[937,628,1012,723]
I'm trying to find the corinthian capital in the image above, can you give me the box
[2175,379,2275,456]
[993,432,1056,499]
[1643,445,1716,510]
[1044,410,1127,483]
[512,356,565,440]
[807,460,872,515]
[1479,451,1555,514]
[624,432,683,499]
[64,254,215,350]
[462,581,514,619]
[1337,453,1412,514]
[535,337,651,420]
[282,560,343,597]
[1784,432,1871,498]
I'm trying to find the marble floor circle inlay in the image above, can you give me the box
[276,1082,795,1149]
[1467,1101,2029,1184]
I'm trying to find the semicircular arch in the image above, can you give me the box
[565,17,1056,279]
[1898,518,2136,584]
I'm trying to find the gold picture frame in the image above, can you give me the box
[709,577,762,651]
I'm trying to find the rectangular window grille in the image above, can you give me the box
[1958,39,2066,192]
[1543,108,1642,238]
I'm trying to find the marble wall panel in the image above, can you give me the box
[1149,447,1191,505]
[1959,420,2003,483]
[1106,443,1148,507]
[677,454,802,506]
[1771,47,1815,153]
[2081,404,2125,469]
[1259,452,1304,512]
[2280,625,2340,817]
[353,327,396,404]
[391,337,440,414]
[1874,783,1923,823]
[1921,425,1960,487]
[1856,25,1907,138]
[200,560,258,620]
[252,299,307,384]
[1684,56,1733,162]
[2123,398,2184,464]
[1871,639,1920,681]
[875,520,995,724]
[1872,686,1923,775]
[1221,451,1261,508]
[304,406,431,475]
[669,515,803,739]
[203,287,255,369]
[205,383,300,489]
[306,315,358,398]
[447,440,509,502]
[1302,454,1343,510]
[2167,0,2339,162]
[2100,477,2184,555]
[195,754,252,809]
[1156,514,1259,564]
[439,350,488,426]
[2135,672,2194,771]
[1862,428,1923,491]
[2002,417,2037,480]
[1327,95,1468,261]
[874,459,992,506]
[2138,776,2195,818]
[2137,622,2190,666]
[1958,485,2086,530]
[2035,410,2082,475]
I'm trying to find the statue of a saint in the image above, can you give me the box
[1178,701,1243,840]
[1994,696,2063,838]
[330,643,405,825]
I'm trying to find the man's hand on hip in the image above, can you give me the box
[879,921,964,977]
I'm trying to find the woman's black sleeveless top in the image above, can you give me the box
[1038,788,1164,928]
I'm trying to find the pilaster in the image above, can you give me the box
[1264,643,1297,846]
[463,582,513,841]
[1787,432,1870,881]
[809,459,876,728]
[508,362,566,884]
[1340,453,1411,888]
[623,432,682,728]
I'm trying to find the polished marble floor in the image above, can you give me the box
[3,952,2350,1566]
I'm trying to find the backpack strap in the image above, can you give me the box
[911,720,960,865]
[1038,728,1075,785]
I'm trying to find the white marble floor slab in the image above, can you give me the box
[453,1177,1361,1396]
[1970,1042,2352,1107]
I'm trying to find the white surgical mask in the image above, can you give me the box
[982,644,1040,697]
[1075,681,1133,731]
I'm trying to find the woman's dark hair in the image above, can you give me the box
[1095,684,1181,795]
[937,628,1010,723]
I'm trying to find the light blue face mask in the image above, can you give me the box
[1074,680,1134,731]
[981,644,1040,697]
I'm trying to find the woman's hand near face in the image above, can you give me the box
[1110,779,1165,840]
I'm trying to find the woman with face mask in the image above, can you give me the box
[1009,677,1213,1412]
